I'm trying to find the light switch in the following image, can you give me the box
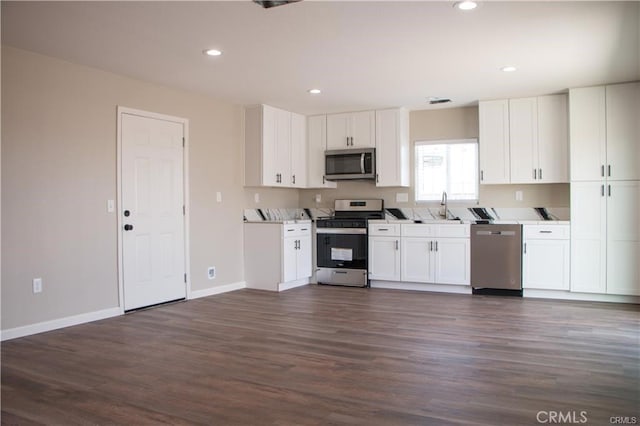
[107,200,115,213]
[515,191,523,201]
[254,193,260,203]
[315,194,322,203]
[216,192,222,203]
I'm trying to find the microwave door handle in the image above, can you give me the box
[360,153,365,174]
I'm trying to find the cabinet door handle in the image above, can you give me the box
[376,173,379,183]
[601,165,605,177]
[292,174,296,185]
[533,169,537,180]
[608,185,611,197]
[539,168,542,180]
[524,242,527,254]
[395,240,399,250]
[480,170,484,181]
[322,175,326,184]
[436,241,438,252]
[378,228,389,231]
[601,184,605,197]
[607,165,611,177]
[429,241,433,251]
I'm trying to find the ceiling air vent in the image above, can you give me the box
[253,0,302,8]
[429,97,452,105]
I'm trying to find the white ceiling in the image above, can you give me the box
[2,1,639,115]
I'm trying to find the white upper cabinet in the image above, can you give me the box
[244,104,301,188]
[479,100,510,184]
[375,108,410,187]
[570,86,608,181]
[275,107,292,186]
[289,112,307,188]
[606,82,640,181]
[510,95,569,184]
[326,111,375,150]
[306,115,337,189]
[509,97,538,183]
[570,82,639,182]
[537,94,569,183]
[483,95,568,185]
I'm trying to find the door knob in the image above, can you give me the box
[124,224,134,231]
[124,210,131,217]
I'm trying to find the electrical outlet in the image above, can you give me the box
[207,267,216,280]
[315,194,321,203]
[515,190,523,202]
[254,193,260,203]
[216,192,222,202]
[33,278,43,294]
[396,193,409,203]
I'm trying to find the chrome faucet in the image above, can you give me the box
[440,191,448,219]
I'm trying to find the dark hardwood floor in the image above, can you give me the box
[2,286,639,425]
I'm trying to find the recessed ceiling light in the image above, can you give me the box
[204,49,222,57]
[308,89,322,94]
[454,1,477,11]
[501,66,517,72]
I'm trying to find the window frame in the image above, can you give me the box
[413,138,479,204]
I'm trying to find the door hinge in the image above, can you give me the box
[184,273,187,283]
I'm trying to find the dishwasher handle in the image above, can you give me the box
[475,230,517,236]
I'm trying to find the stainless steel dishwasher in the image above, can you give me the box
[471,224,522,295]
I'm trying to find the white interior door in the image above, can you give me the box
[121,112,186,310]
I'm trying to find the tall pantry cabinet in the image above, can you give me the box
[569,82,640,296]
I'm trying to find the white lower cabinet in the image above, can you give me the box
[369,223,470,286]
[401,238,434,283]
[434,237,471,285]
[244,222,312,291]
[523,225,570,290]
[570,180,640,296]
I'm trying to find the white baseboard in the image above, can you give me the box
[371,280,473,294]
[524,289,640,304]
[1,307,122,342]
[279,278,310,292]
[189,281,246,299]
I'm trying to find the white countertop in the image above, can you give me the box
[370,219,569,225]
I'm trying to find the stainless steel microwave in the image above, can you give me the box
[325,148,376,181]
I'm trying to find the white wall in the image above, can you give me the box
[1,47,247,330]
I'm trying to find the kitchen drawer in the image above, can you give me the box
[283,223,311,237]
[523,224,569,240]
[369,223,401,236]
[401,224,436,237]
[436,224,470,238]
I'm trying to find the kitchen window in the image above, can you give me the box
[415,139,478,202]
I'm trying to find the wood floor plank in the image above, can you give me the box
[2,286,638,425]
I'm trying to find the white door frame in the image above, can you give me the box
[116,106,191,313]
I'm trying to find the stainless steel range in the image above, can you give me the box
[316,199,385,287]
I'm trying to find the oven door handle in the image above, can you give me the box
[316,228,367,235]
